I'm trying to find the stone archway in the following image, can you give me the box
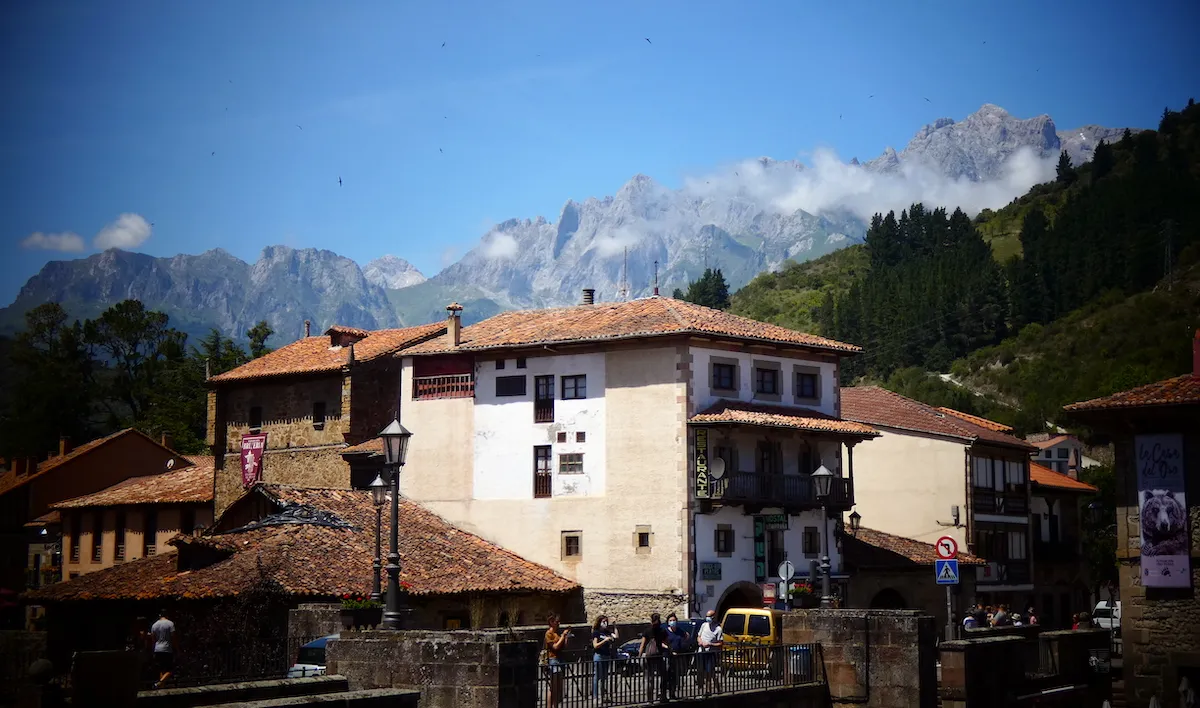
[869,587,908,610]
[716,581,763,620]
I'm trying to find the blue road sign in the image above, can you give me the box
[935,559,960,585]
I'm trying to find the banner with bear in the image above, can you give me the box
[1135,434,1190,588]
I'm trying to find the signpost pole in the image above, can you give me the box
[946,585,954,641]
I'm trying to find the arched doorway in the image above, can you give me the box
[869,588,908,610]
[716,581,763,620]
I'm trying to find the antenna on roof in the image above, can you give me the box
[618,247,630,301]
[653,260,660,296]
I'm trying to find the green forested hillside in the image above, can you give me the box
[730,98,1200,431]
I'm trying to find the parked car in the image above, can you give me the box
[1091,601,1121,632]
[287,634,339,678]
[613,620,707,677]
[720,608,786,677]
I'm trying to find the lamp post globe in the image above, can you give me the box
[378,419,412,630]
[368,474,387,602]
[811,465,833,499]
[849,510,861,532]
[369,474,388,506]
[379,419,412,467]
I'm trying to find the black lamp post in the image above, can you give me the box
[379,419,412,630]
[849,510,861,535]
[812,465,834,609]
[369,473,388,602]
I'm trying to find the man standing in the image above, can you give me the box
[697,610,724,697]
[150,609,176,688]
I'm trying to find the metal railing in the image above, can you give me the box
[975,560,1031,585]
[537,644,825,707]
[414,374,475,400]
[710,473,853,509]
[972,490,1029,515]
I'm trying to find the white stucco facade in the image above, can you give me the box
[691,346,839,417]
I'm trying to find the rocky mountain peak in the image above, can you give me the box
[363,255,426,290]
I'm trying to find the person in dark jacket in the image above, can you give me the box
[663,612,690,700]
[638,613,669,703]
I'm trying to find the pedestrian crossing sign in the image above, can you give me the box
[935,559,959,585]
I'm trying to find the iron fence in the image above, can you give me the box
[140,634,326,690]
[537,644,825,707]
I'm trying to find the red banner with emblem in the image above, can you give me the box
[240,433,268,489]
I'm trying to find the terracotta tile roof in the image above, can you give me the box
[0,429,163,498]
[25,510,61,527]
[51,457,214,509]
[1064,374,1200,412]
[1030,462,1098,493]
[689,400,879,438]
[936,408,1013,433]
[27,484,578,603]
[341,438,383,456]
[325,325,371,339]
[210,322,446,383]
[1030,435,1071,449]
[403,297,860,356]
[841,387,1037,452]
[844,527,986,567]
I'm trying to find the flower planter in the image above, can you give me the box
[792,594,819,609]
[340,607,383,630]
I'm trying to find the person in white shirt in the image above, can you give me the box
[150,610,177,688]
[697,610,724,696]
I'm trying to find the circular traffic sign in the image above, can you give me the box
[778,560,796,582]
[935,536,958,559]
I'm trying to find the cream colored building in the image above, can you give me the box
[840,387,1038,607]
[395,296,878,619]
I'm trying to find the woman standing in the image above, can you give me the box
[544,613,570,708]
[591,615,618,703]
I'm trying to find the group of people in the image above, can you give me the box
[544,609,726,706]
[962,603,1039,629]
[126,610,177,688]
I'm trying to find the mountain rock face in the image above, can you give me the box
[391,162,863,325]
[363,255,426,290]
[0,247,398,342]
[865,104,1131,180]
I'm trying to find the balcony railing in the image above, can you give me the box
[710,472,853,509]
[25,567,61,589]
[972,490,1029,515]
[414,374,475,400]
[976,560,1031,585]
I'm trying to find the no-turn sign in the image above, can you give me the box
[935,536,959,559]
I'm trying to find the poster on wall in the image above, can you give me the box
[1135,434,1190,588]
[694,428,710,499]
[241,433,268,489]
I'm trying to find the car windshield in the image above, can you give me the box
[296,647,326,665]
[1092,609,1112,618]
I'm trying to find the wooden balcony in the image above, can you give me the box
[709,472,853,512]
[414,374,475,400]
[976,560,1031,586]
[972,490,1029,515]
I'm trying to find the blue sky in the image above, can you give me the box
[2,0,1197,304]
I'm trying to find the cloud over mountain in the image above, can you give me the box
[94,213,152,249]
[20,231,86,252]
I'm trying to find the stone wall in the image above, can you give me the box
[583,589,687,624]
[222,375,349,452]
[845,567,977,638]
[215,446,349,515]
[349,357,404,444]
[781,608,937,708]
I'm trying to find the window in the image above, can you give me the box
[91,513,103,563]
[496,359,506,370]
[1057,448,1069,459]
[715,526,734,557]
[181,508,195,536]
[533,446,552,498]
[1008,531,1028,560]
[756,441,781,475]
[496,375,527,397]
[1043,450,1053,458]
[144,510,158,556]
[115,512,126,561]
[638,533,650,547]
[575,431,586,443]
[803,526,820,556]
[559,453,584,474]
[712,362,737,391]
[535,375,555,422]
[69,515,80,562]
[796,372,818,399]
[755,368,779,395]
[561,375,586,400]
[798,442,816,478]
[723,613,745,635]
[312,401,326,430]
[516,358,527,369]
[562,531,582,559]
[556,431,567,443]
[248,406,263,430]
[634,525,652,554]
[747,615,771,637]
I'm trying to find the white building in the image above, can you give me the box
[1029,434,1101,475]
[394,295,878,619]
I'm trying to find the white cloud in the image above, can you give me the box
[591,227,642,257]
[440,245,462,268]
[20,231,86,252]
[481,231,519,259]
[93,213,152,250]
[685,148,1056,223]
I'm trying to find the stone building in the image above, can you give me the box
[206,322,445,515]
[1064,331,1200,708]
[839,387,1039,610]
[0,429,189,629]
[1028,461,1098,628]
[392,295,877,620]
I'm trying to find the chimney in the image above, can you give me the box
[161,433,174,450]
[653,260,660,296]
[347,342,356,366]
[581,288,595,305]
[446,303,464,347]
[304,320,312,338]
[58,436,71,457]
[1067,448,1079,480]
[1193,329,1199,377]
[13,458,25,477]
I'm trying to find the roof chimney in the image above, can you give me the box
[58,436,71,457]
[304,320,311,338]
[161,433,174,450]
[653,260,660,296]
[581,288,595,305]
[13,458,26,477]
[347,342,356,366]
[446,302,464,347]
[1067,448,1079,480]
[1193,329,1199,377]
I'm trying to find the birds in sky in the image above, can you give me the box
[924,97,931,102]
[296,125,303,130]
[869,94,874,99]
[338,177,342,187]
[644,37,651,44]
[441,42,446,47]
[211,151,215,156]
[439,148,443,153]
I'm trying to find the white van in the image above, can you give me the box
[1091,600,1121,631]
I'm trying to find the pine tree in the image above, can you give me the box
[247,320,274,358]
[1091,139,1114,181]
[1055,151,1076,184]
[1119,128,1134,149]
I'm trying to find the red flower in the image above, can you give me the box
[343,593,351,599]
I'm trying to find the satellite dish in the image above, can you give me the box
[166,459,175,470]
[710,457,726,480]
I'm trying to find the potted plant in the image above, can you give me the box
[340,594,383,630]
[789,581,819,608]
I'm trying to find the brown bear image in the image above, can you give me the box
[1141,489,1189,556]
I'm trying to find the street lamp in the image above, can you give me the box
[849,510,861,534]
[369,474,388,602]
[379,419,412,630]
[811,465,834,609]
